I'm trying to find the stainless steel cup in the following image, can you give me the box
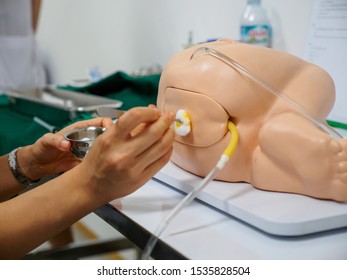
[64,126,105,158]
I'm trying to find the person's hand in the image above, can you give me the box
[17,117,113,181]
[78,106,175,202]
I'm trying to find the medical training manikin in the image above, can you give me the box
[157,39,347,202]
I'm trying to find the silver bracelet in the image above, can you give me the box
[8,147,40,188]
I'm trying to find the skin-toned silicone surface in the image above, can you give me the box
[157,39,347,202]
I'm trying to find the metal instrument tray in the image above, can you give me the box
[3,86,123,121]
[4,86,122,113]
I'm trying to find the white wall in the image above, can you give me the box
[37,0,314,84]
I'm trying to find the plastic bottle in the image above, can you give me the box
[240,0,272,48]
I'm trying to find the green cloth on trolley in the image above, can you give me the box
[0,71,160,155]
[0,95,48,154]
[59,71,161,111]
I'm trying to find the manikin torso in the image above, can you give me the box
[157,39,347,202]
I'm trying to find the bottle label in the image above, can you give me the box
[240,25,271,47]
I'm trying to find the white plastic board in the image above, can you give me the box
[154,161,347,236]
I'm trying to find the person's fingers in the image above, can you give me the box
[116,146,173,197]
[130,123,147,137]
[148,104,157,109]
[58,117,113,135]
[129,105,166,137]
[79,117,113,129]
[135,126,175,170]
[115,107,161,139]
[38,133,71,152]
[129,112,175,156]
[141,147,173,182]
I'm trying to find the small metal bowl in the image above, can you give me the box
[64,126,106,158]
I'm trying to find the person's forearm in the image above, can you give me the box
[0,165,103,259]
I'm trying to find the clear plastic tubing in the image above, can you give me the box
[191,47,343,140]
[141,165,221,260]
[141,121,238,260]
[141,46,343,260]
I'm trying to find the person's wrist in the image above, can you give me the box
[8,147,40,188]
[16,146,41,181]
[70,164,109,207]
[77,162,113,205]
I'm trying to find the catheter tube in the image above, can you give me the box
[191,47,343,140]
[223,121,238,158]
[141,120,238,260]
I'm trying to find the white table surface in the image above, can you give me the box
[97,127,347,259]
[105,178,347,260]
